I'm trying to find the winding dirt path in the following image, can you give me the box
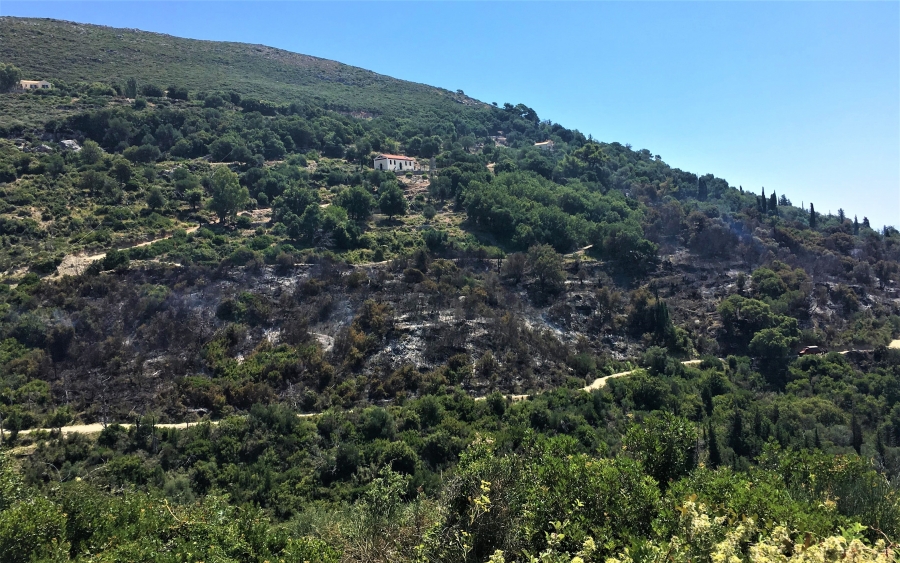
[12,411,322,438]
[564,244,594,258]
[12,360,709,437]
[16,421,204,437]
[582,359,701,391]
[55,225,199,278]
[476,360,705,401]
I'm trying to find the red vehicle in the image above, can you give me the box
[798,346,826,357]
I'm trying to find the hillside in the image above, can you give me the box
[1,16,900,563]
[0,16,486,129]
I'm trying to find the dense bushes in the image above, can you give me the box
[2,296,899,561]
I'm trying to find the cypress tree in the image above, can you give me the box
[854,215,860,235]
[708,423,722,468]
[769,192,777,214]
[701,385,714,416]
[814,427,821,448]
[728,410,748,458]
[851,415,863,454]
[698,176,708,201]
[863,217,871,229]
[809,203,817,228]
[654,300,674,343]
[775,423,788,447]
[838,208,846,223]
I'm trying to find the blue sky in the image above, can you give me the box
[3,2,898,228]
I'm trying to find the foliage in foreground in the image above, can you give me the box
[0,452,338,563]
[3,419,899,562]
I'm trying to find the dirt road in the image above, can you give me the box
[16,420,206,437]
[55,225,200,278]
[582,359,702,391]
[890,339,900,349]
[476,360,705,401]
[13,360,708,437]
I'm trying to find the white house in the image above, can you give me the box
[534,140,555,151]
[373,154,419,172]
[17,80,52,91]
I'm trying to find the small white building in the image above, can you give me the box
[534,140,555,151]
[17,80,52,91]
[374,154,419,172]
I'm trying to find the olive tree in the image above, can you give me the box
[0,63,22,92]
[207,167,249,223]
[378,182,407,219]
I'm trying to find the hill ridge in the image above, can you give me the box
[0,16,485,117]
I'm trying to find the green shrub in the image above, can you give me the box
[228,246,259,266]
[0,497,68,563]
[236,214,253,229]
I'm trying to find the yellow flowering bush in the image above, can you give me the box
[604,498,894,563]
[486,534,599,563]
[745,526,893,563]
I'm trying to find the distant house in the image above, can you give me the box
[374,154,419,172]
[17,80,52,91]
[534,140,554,151]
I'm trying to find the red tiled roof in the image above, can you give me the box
[375,154,415,160]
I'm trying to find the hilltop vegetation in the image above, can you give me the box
[1,16,900,563]
[0,17,486,130]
